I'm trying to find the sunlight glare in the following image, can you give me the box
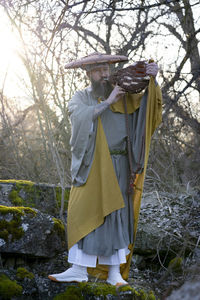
[0,9,30,107]
[0,11,19,73]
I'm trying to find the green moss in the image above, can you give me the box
[0,220,24,242]
[140,289,147,300]
[138,288,156,300]
[16,181,36,207]
[54,283,118,300]
[0,207,24,242]
[12,180,36,208]
[0,179,34,185]
[52,217,65,239]
[168,257,183,273]
[148,291,156,300]
[53,283,157,300]
[9,190,23,206]
[1,179,70,212]
[0,205,36,242]
[53,286,84,300]
[23,206,37,216]
[0,205,24,216]
[0,205,36,216]
[0,274,23,299]
[80,282,117,296]
[0,179,36,208]
[16,267,35,280]
[118,285,135,293]
[79,282,142,298]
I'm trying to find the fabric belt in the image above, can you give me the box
[110,149,128,155]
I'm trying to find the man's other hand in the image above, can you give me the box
[106,85,125,105]
[146,62,158,78]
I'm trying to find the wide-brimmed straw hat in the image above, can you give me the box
[65,52,128,70]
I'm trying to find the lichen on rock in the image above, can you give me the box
[0,205,36,242]
[0,179,70,215]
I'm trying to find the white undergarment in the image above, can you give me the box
[68,243,129,267]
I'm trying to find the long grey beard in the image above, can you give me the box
[91,79,113,100]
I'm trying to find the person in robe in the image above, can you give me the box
[48,52,162,286]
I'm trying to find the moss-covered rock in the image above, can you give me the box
[0,205,36,216]
[0,179,34,185]
[53,283,157,300]
[0,180,70,215]
[53,286,84,300]
[7,180,37,208]
[0,273,23,299]
[0,205,36,242]
[53,218,65,240]
[16,267,35,280]
[80,282,117,297]
[8,190,24,206]
[0,205,66,258]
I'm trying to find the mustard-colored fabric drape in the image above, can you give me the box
[110,92,143,113]
[67,117,125,250]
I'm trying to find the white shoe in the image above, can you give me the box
[48,265,88,283]
[107,265,128,286]
[107,273,128,286]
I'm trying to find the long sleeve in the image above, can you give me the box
[68,90,97,185]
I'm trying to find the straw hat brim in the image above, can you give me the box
[65,53,128,69]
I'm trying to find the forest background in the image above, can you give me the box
[0,0,199,209]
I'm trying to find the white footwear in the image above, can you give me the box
[107,265,128,287]
[48,264,88,283]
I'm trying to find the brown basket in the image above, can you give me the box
[109,61,151,93]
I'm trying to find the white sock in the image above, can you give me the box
[109,264,120,275]
[72,264,87,275]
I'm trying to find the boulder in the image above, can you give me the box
[134,191,200,259]
[0,180,70,216]
[0,205,67,257]
[166,279,200,300]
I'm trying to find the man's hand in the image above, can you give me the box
[146,62,159,78]
[106,85,125,105]
[93,85,125,120]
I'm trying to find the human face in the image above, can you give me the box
[88,65,110,83]
[88,65,112,99]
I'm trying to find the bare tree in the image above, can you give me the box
[0,0,199,194]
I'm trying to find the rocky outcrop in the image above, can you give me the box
[0,269,157,300]
[0,180,199,299]
[0,205,67,257]
[134,191,200,262]
[0,180,70,216]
